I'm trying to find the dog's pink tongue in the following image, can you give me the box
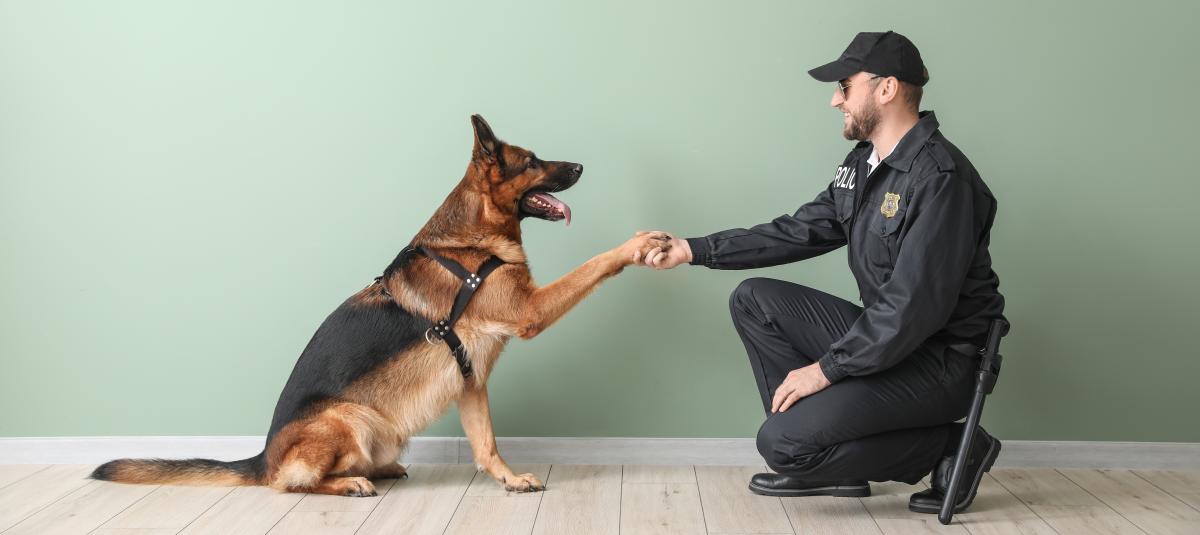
[538,193,572,226]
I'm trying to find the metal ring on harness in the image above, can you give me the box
[405,245,506,378]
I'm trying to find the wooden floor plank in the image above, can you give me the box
[436,464,550,535]
[177,486,305,535]
[694,465,793,534]
[265,511,370,535]
[1133,470,1200,511]
[1060,468,1200,535]
[949,474,1057,535]
[355,464,476,535]
[531,465,622,535]
[780,494,882,535]
[444,495,542,535]
[0,464,97,531]
[860,480,969,535]
[4,480,157,535]
[0,465,49,490]
[272,477,402,535]
[623,465,697,485]
[99,484,234,530]
[990,468,1143,535]
[621,482,706,535]
[92,529,180,534]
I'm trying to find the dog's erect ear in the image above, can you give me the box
[471,114,498,159]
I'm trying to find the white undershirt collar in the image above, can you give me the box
[866,142,896,176]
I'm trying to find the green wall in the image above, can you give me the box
[3,1,1197,442]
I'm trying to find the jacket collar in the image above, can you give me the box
[876,110,939,173]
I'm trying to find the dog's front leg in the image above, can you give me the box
[458,384,544,492]
[514,234,670,338]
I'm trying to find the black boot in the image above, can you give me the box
[748,473,870,497]
[909,425,1001,514]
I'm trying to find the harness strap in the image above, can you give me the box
[415,246,506,378]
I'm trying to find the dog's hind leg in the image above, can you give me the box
[268,442,335,494]
[459,384,544,492]
[270,437,379,496]
[267,406,377,495]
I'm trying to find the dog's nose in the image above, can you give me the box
[571,164,583,177]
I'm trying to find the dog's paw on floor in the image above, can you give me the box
[503,473,546,493]
[337,476,379,497]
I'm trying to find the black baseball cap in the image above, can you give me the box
[808,31,929,86]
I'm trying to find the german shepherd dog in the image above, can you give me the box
[92,115,671,496]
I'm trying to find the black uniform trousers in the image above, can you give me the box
[730,277,977,484]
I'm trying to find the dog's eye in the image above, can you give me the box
[527,159,539,170]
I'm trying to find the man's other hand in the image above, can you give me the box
[771,363,832,413]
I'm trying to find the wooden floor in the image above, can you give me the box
[0,464,1197,534]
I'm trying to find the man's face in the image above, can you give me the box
[830,72,881,142]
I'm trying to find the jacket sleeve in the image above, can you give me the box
[685,183,846,269]
[817,173,982,383]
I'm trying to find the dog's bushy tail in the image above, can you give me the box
[91,454,263,486]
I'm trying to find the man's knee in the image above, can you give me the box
[728,277,780,318]
[756,415,824,474]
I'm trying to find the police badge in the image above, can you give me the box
[881,192,900,218]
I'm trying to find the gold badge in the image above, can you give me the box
[881,192,900,218]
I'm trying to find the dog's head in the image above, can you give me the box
[469,114,582,225]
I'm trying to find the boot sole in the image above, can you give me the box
[748,482,871,498]
[909,437,1002,514]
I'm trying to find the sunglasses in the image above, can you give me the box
[836,75,884,100]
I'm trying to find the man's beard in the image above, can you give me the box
[843,100,881,141]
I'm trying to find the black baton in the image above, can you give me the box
[939,318,1010,525]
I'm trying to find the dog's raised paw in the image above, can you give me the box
[634,237,672,256]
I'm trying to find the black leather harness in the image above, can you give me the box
[376,245,506,378]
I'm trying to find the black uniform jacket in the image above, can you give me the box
[687,111,1006,383]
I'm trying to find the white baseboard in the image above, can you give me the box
[995,440,1200,470]
[1,436,1196,470]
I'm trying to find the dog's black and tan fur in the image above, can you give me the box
[92,116,670,496]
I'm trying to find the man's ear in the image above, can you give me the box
[877,76,899,106]
[471,114,498,159]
